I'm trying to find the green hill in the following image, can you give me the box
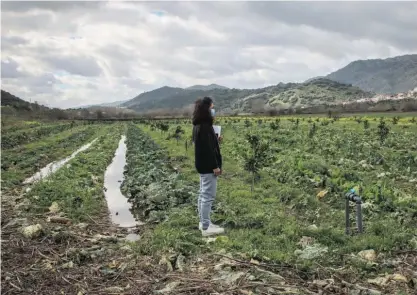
[186,84,229,91]
[123,79,373,114]
[326,54,417,94]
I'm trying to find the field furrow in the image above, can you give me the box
[24,123,125,220]
[1,124,102,190]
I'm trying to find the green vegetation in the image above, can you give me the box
[1,124,103,190]
[326,54,417,94]
[122,79,373,114]
[2,115,416,294]
[26,123,124,220]
[136,115,417,273]
[1,122,82,149]
[121,124,195,224]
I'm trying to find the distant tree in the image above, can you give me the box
[80,109,90,119]
[50,108,69,120]
[250,99,265,114]
[308,123,317,138]
[363,119,370,129]
[96,110,104,120]
[377,119,390,144]
[242,134,270,193]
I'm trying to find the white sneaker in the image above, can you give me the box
[201,224,225,237]
[199,222,221,230]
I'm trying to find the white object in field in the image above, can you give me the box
[213,125,221,137]
[23,138,98,184]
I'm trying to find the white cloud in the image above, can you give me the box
[1,1,416,108]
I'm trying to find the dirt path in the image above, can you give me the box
[4,190,416,295]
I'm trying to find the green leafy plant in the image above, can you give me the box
[242,134,270,193]
[377,119,390,144]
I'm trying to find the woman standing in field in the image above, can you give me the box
[192,96,224,236]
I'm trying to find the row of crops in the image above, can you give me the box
[121,124,195,223]
[1,122,115,191]
[1,116,416,294]
[137,115,417,265]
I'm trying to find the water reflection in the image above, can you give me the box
[23,138,98,184]
[104,135,141,227]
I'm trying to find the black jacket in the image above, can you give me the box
[192,121,222,174]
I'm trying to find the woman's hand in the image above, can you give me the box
[218,135,223,143]
[213,168,222,176]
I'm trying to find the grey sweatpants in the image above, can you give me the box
[198,173,217,230]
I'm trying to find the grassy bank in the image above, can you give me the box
[25,123,125,220]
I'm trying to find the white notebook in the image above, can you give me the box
[213,125,221,137]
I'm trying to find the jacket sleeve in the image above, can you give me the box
[200,125,219,170]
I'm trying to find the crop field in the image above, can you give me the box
[1,115,417,295]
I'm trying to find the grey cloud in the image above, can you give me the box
[1,58,29,78]
[43,55,103,77]
[245,2,417,50]
[99,45,138,77]
[1,36,28,49]
[1,1,103,12]
[1,1,416,108]
[120,78,149,89]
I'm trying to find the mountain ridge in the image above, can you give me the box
[186,84,228,91]
[325,54,417,94]
[122,78,374,114]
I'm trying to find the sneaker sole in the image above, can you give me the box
[201,230,225,237]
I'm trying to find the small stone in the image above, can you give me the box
[214,270,246,286]
[61,261,74,269]
[316,190,328,200]
[101,286,125,293]
[49,202,60,213]
[307,224,318,231]
[21,224,43,239]
[159,256,173,272]
[176,254,186,272]
[391,273,407,282]
[298,236,315,248]
[120,245,133,252]
[75,223,88,230]
[125,233,140,242]
[358,249,377,262]
[294,244,328,259]
[205,237,217,243]
[313,279,334,287]
[368,276,389,286]
[155,281,180,294]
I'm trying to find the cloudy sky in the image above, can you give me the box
[1,1,417,108]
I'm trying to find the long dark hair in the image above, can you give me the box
[192,96,213,125]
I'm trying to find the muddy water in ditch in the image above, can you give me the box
[23,138,98,184]
[104,135,141,231]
